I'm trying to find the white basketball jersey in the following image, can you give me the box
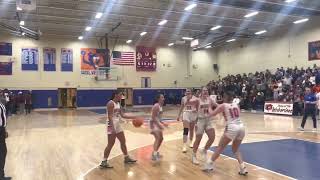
[182,96,198,112]
[198,97,210,118]
[107,100,121,121]
[222,103,242,125]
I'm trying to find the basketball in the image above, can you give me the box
[132,117,144,127]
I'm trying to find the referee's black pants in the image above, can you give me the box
[0,127,7,178]
[301,107,317,128]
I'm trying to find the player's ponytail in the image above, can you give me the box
[110,90,123,100]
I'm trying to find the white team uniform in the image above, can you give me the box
[196,97,214,135]
[182,96,198,122]
[222,103,245,140]
[107,100,123,134]
[150,103,163,133]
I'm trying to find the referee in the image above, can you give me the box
[0,101,10,180]
[299,87,317,131]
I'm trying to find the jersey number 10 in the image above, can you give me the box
[229,108,239,118]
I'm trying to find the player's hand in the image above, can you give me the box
[177,117,180,121]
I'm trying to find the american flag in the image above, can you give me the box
[112,51,135,66]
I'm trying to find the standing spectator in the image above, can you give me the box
[293,95,303,116]
[1,100,11,180]
[17,92,25,114]
[25,92,32,114]
[299,88,317,131]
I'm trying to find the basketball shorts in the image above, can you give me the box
[149,123,163,134]
[107,119,123,135]
[196,117,214,135]
[182,111,197,123]
[224,124,245,141]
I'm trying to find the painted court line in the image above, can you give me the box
[78,136,182,180]
[216,153,297,180]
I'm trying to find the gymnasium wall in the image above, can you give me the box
[216,21,320,77]
[0,34,218,108]
[0,34,217,89]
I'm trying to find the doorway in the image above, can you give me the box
[117,88,133,106]
[58,88,77,108]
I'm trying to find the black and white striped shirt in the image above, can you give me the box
[0,102,6,128]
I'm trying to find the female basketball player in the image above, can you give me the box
[150,94,168,161]
[203,91,248,175]
[177,89,199,153]
[100,90,137,169]
[192,87,215,165]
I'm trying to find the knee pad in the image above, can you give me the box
[183,128,189,136]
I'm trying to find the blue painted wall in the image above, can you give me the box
[77,89,115,107]
[7,88,185,108]
[32,90,58,108]
[133,89,185,105]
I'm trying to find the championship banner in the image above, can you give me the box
[43,48,56,71]
[61,48,73,72]
[264,102,293,115]
[0,42,12,56]
[80,48,109,75]
[0,62,12,75]
[21,48,38,71]
[136,46,157,71]
[308,40,320,61]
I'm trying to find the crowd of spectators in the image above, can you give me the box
[0,89,32,116]
[206,65,320,116]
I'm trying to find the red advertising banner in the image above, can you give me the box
[136,46,157,71]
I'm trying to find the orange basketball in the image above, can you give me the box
[132,117,144,128]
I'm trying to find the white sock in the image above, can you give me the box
[103,158,107,161]
[207,159,213,164]
[240,162,245,169]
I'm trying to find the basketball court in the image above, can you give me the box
[1,0,320,180]
[3,108,320,180]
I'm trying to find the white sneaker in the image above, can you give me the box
[182,144,187,153]
[189,141,193,148]
[298,127,304,131]
[239,166,248,176]
[202,161,214,171]
[151,153,159,162]
[192,155,200,165]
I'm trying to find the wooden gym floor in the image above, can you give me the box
[4,107,320,180]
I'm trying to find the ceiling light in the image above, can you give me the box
[85,26,92,31]
[244,11,259,18]
[293,18,309,24]
[182,37,193,40]
[78,36,83,40]
[226,39,236,43]
[255,30,267,35]
[168,43,174,47]
[205,46,212,49]
[140,32,147,36]
[184,3,197,11]
[211,25,222,31]
[95,12,103,19]
[19,21,25,26]
[285,0,297,3]
[17,7,22,11]
[158,20,168,26]
[126,40,132,44]
[22,32,25,36]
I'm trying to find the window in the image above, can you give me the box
[141,77,151,88]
